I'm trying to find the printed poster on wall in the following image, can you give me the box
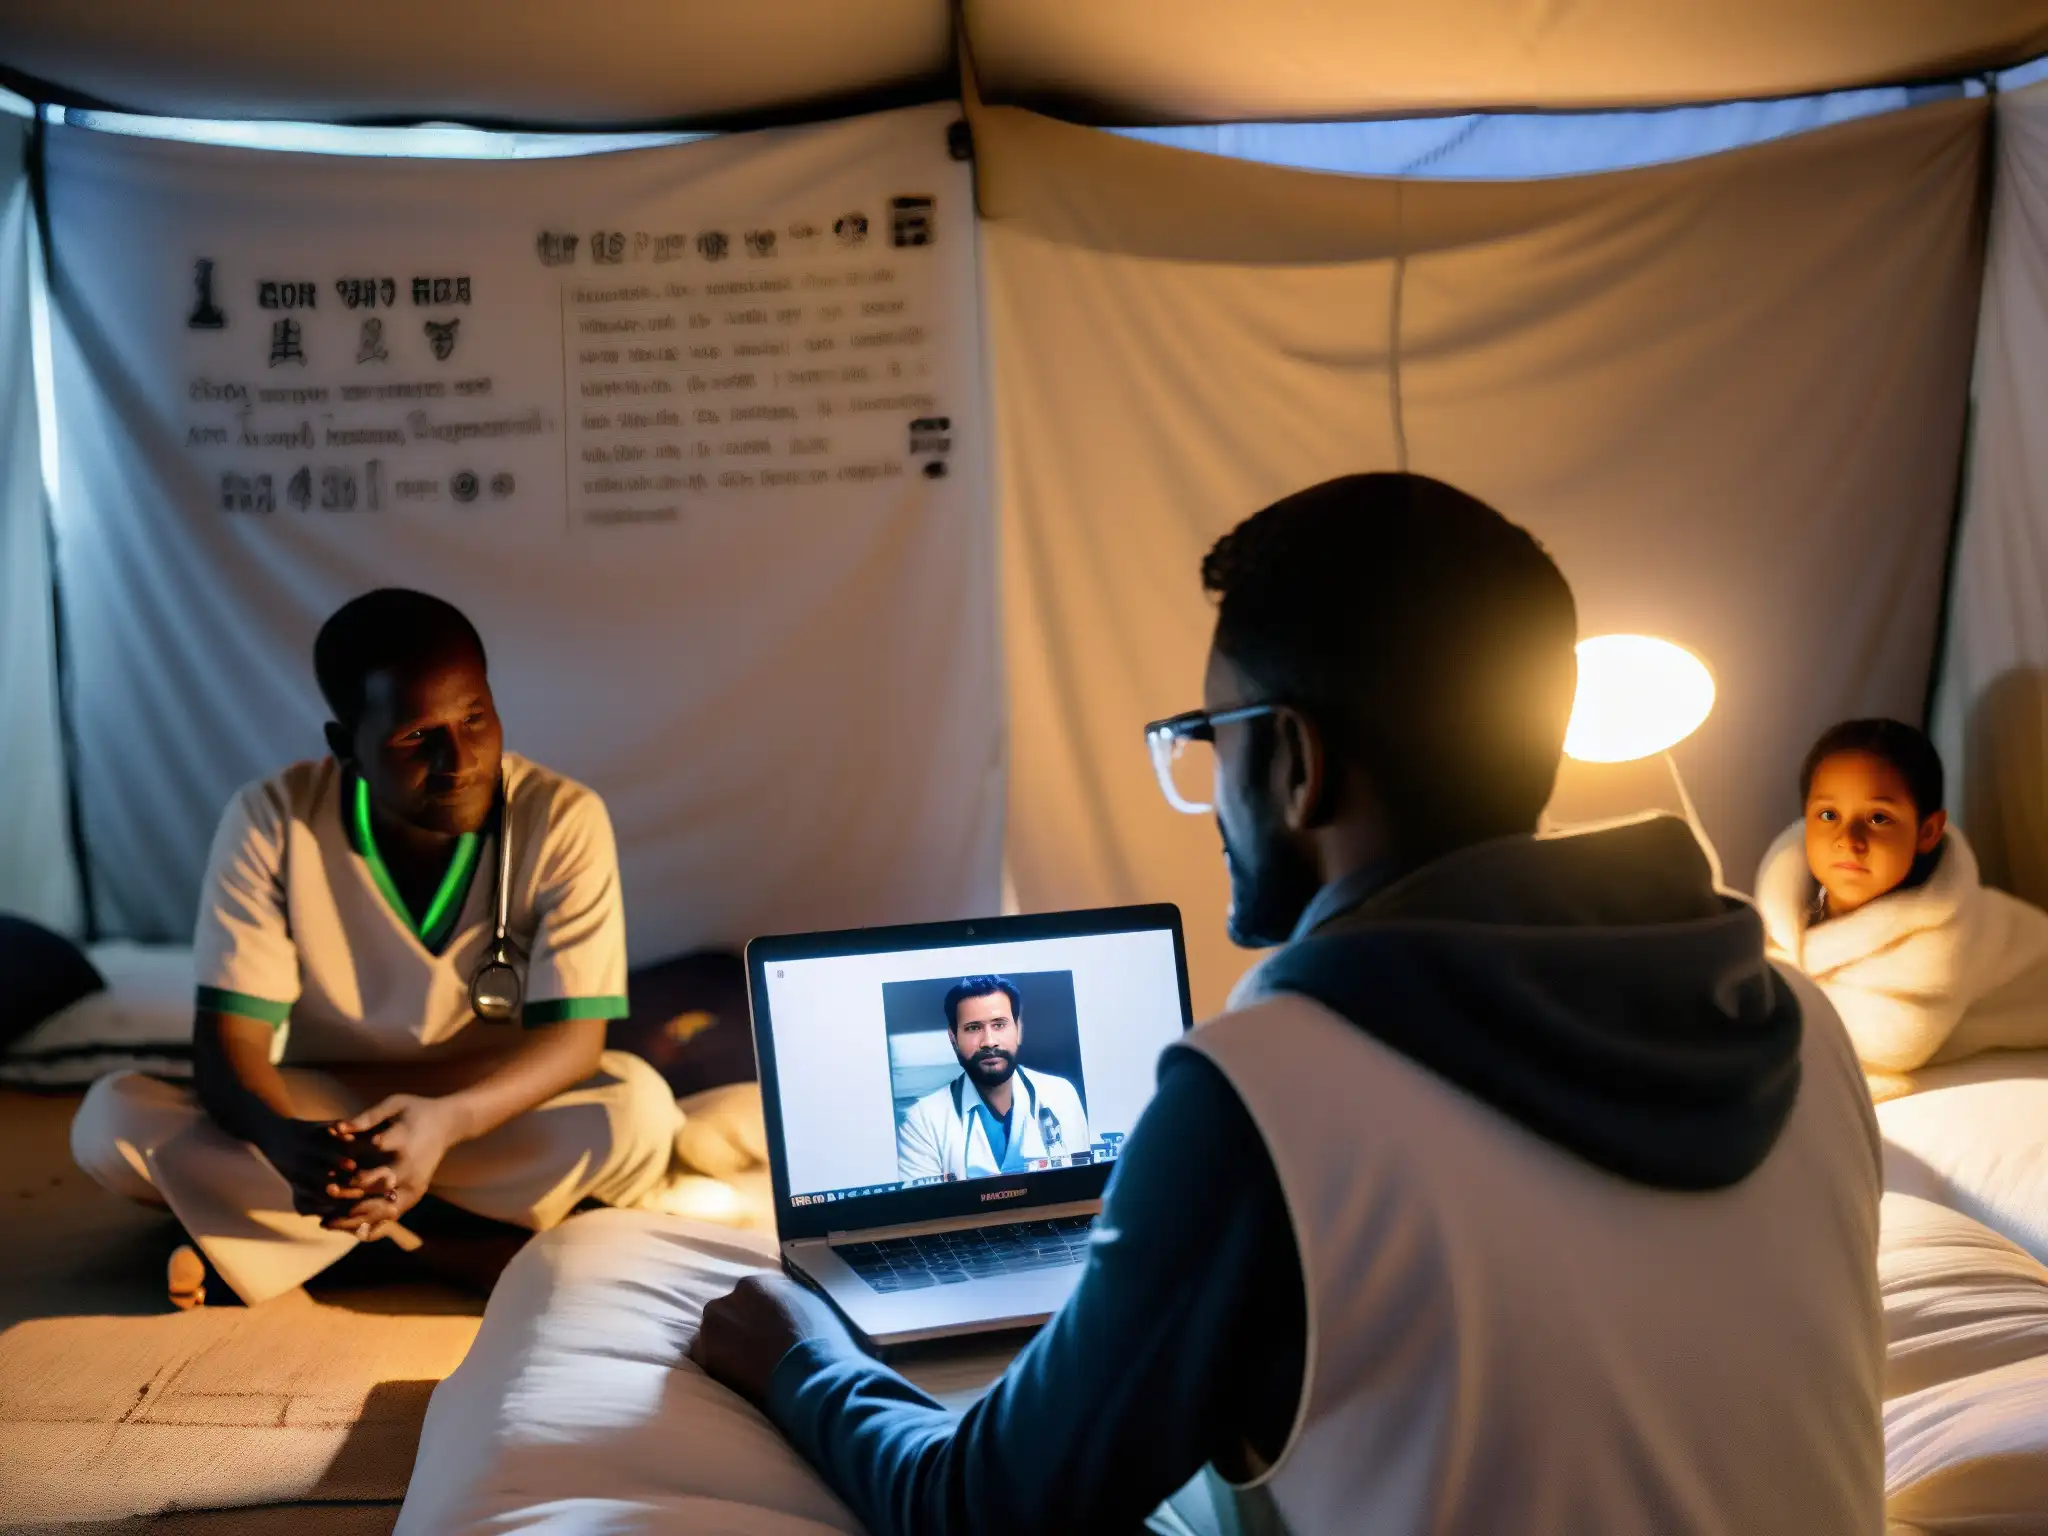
[47,104,1002,959]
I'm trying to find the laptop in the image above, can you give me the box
[747,903,1192,1349]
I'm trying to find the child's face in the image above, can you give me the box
[1803,750,1946,917]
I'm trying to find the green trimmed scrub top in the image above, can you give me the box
[192,752,629,1062]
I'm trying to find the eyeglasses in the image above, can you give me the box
[1142,704,1281,815]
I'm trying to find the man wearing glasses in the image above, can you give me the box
[695,474,1883,1535]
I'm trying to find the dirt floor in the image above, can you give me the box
[0,1089,483,1534]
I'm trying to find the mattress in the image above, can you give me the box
[1880,1194,2048,1532]
[1,942,195,1087]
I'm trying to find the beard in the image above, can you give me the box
[1220,796,1321,950]
[964,1049,1017,1087]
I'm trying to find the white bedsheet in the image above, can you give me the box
[1880,1194,2048,1532]
[1871,1050,2048,1532]
[1878,1053,2048,1268]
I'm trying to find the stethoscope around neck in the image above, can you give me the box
[467,772,526,1023]
[956,1069,1067,1158]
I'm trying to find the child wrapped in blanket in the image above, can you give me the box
[1755,718,2048,1101]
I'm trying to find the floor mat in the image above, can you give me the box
[0,1091,480,1527]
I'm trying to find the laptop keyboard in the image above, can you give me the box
[834,1215,1097,1293]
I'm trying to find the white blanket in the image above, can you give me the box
[1755,823,2048,1084]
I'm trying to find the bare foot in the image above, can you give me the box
[167,1244,206,1310]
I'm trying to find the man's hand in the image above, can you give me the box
[326,1094,464,1238]
[197,1011,375,1217]
[256,1116,377,1217]
[690,1272,855,1409]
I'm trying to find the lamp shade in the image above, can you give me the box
[1563,634,1715,764]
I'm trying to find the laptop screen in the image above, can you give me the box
[748,905,1191,1239]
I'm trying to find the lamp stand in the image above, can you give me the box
[1663,750,1725,891]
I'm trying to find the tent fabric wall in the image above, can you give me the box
[0,112,83,934]
[978,98,1988,1016]
[43,104,1001,961]
[1931,80,2048,909]
[1116,86,1953,181]
[0,1,951,126]
[967,1,2048,124]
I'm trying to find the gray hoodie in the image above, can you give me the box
[1247,813,1803,1189]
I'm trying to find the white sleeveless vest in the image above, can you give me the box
[1182,965,1883,1535]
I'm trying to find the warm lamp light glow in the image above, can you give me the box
[1563,635,1715,764]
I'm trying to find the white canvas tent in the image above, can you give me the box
[4,3,2048,1017]
[3,1,2046,122]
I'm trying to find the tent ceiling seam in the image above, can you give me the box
[0,60,960,140]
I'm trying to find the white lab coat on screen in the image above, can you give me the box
[896,1065,1090,1182]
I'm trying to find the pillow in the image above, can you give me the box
[1879,1055,2048,1265]
[397,1208,1011,1535]
[1880,1194,2048,1400]
[0,914,104,1051]
[396,1210,861,1536]
[607,949,758,1099]
[0,942,192,1088]
[674,1081,769,1179]
[1885,1354,2048,1533]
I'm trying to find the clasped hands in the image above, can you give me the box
[259,1093,462,1240]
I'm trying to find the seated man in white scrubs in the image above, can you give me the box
[72,588,682,1306]
[896,976,1090,1181]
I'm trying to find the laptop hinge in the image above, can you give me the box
[816,1198,1101,1245]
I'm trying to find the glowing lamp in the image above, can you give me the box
[1560,634,1721,884]
[1564,635,1715,763]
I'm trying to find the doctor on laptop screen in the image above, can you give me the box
[763,929,1176,1210]
[896,976,1091,1183]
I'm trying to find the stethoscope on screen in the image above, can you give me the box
[961,1071,1067,1157]
[1037,1098,1067,1157]
[468,771,525,1022]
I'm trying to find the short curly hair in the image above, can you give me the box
[1202,473,1578,844]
